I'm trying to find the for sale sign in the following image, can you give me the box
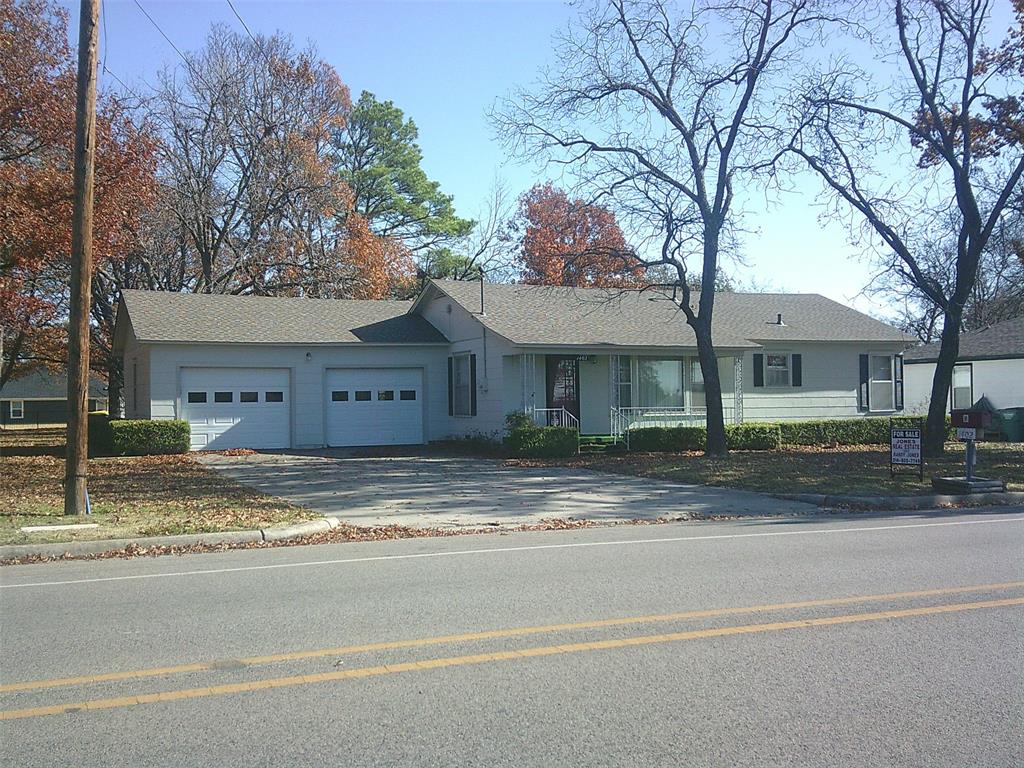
[891,428,922,464]
[890,420,924,479]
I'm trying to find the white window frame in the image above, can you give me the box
[763,352,791,388]
[452,353,472,417]
[950,363,973,411]
[10,400,24,420]
[868,353,896,413]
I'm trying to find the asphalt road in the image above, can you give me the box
[2,509,1023,767]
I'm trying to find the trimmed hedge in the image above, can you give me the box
[627,423,781,452]
[727,423,782,451]
[110,419,190,455]
[628,417,955,453]
[628,426,705,452]
[88,414,190,456]
[777,416,954,446]
[505,426,578,458]
[87,411,114,457]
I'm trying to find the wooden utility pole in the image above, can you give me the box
[64,0,100,516]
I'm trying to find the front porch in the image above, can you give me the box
[516,352,744,440]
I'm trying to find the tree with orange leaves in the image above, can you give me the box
[0,0,157,391]
[513,183,641,288]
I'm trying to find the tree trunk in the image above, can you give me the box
[693,320,727,457]
[923,306,963,457]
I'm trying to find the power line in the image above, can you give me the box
[131,0,190,70]
[225,0,258,46]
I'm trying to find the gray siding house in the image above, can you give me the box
[113,279,909,450]
[904,316,1023,413]
[0,369,108,428]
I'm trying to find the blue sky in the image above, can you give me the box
[75,0,895,314]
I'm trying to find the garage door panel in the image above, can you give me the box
[325,368,423,447]
[181,367,290,450]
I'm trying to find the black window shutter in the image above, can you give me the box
[469,354,478,416]
[752,354,764,387]
[791,354,802,387]
[447,357,453,416]
[858,354,870,412]
[894,355,904,411]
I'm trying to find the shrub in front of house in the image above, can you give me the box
[87,411,114,457]
[725,423,782,451]
[109,419,191,456]
[505,426,579,458]
[627,426,706,452]
[777,417,889,445]
[627,424,780,452]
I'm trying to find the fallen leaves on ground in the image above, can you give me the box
[508,443,1024,496]
[0,516,663,565]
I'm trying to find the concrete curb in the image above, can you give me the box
[772,490,1024,511]
[0,516,343,561]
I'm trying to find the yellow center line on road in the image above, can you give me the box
[2,580,1022,695]
[2,596,1022,722]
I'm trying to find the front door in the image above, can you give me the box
[545,356,580,424]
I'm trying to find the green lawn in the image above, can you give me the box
[515,442,1024,497]
[0,452,317,546]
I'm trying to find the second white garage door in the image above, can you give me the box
[325,368,424,447]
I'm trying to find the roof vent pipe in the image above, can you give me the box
[479,269,485,315]
[776,313,784,325]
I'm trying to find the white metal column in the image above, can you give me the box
[733,356,744,424]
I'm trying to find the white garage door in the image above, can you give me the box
[180,367,290,450]
[325,368,424,447]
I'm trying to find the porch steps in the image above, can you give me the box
[578,435,623,454]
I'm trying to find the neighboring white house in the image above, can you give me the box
[0,369,107,429]
[904,316,1024,413]
[113,279,910,450]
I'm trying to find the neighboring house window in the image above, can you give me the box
[752,353,803,388]
[951,363,973,410]
[689,359,706,409]
[870,355,894,411]
[616,356,632,408]
[858,353,903,412]
[766,353,790,387]
[10,400,24,420]
[637,358,684,408]
[449,353,475,416]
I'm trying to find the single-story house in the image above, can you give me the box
[0,369,108,428]
[113,279,910,451]
[904,316,1023,412]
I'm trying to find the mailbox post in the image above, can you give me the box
[950,409,993,481]
[934,409,1004,494]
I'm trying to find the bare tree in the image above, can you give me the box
[496,0,833,455]
[149,25,350,296]
[785,0,1024,455]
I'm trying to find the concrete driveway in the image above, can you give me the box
[199,451,818,527]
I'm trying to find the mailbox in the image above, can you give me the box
[950,409,993,429]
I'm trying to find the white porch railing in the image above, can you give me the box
[611,406,738,446]
[532,408,580,431]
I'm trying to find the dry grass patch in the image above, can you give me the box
[512,443,1024,497]
[0,453,317,545]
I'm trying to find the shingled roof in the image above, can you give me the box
[0,369,106,399]
[120,290,449,345]
[904,316,1024,363]
[425,280,908,348]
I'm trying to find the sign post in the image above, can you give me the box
[890,418,924,481]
